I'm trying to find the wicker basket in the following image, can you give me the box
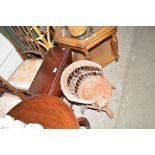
[61,60,113,118]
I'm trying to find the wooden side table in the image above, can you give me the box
[8,95,80,129]
[28,47,72,97]
[54,26,119,67]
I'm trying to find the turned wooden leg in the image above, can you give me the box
[83,48,92,60]
[77,117,91,129]
[111,33,119,62]
[103,105,113,119]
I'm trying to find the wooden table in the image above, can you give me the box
[54,26,119,67]
[28,47,72,97]
[8,95,80,129]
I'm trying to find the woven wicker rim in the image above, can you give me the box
[61,60,110,105]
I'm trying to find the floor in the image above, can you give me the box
[70,26,155,128]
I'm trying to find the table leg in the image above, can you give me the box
[111,33,119,62]
[83,47,92,60]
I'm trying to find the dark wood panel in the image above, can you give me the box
[28,47,72,97]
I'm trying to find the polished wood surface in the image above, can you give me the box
[29,47,72,97]
[111,33,119,61]
[54,26,119,64]
[54,26,117,49]
[8,95,80,129]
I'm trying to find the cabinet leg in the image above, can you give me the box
[111,33,119,62]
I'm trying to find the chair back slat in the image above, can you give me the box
[12,27,31,51]
[25,26,46,58]
[0,26,46,59]
[21,26,38,51]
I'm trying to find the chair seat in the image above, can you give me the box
[8,59,42,90]
[0,93,21,116]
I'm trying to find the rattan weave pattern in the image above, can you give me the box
[61,60,112,107]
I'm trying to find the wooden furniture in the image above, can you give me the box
[28,46,72,97]
[0,27,45,92]
[8,95,79,129]
[0,26,46,59]
[0,33,43,95]
[67,26,87,36]
[0,77,90,128]
[8,95,90,129]
[54,26,119,67]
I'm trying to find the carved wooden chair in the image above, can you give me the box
[0,28,45,93]
[0,26,47,59]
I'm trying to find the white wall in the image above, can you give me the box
[0,33,23,80]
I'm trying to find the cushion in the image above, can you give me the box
[8,59,42,90]
[0,93,21,116]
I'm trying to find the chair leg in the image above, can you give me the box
[77,117,91,129]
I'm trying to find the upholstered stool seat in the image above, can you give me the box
[0,93,21,116]
[8,59,42,90]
